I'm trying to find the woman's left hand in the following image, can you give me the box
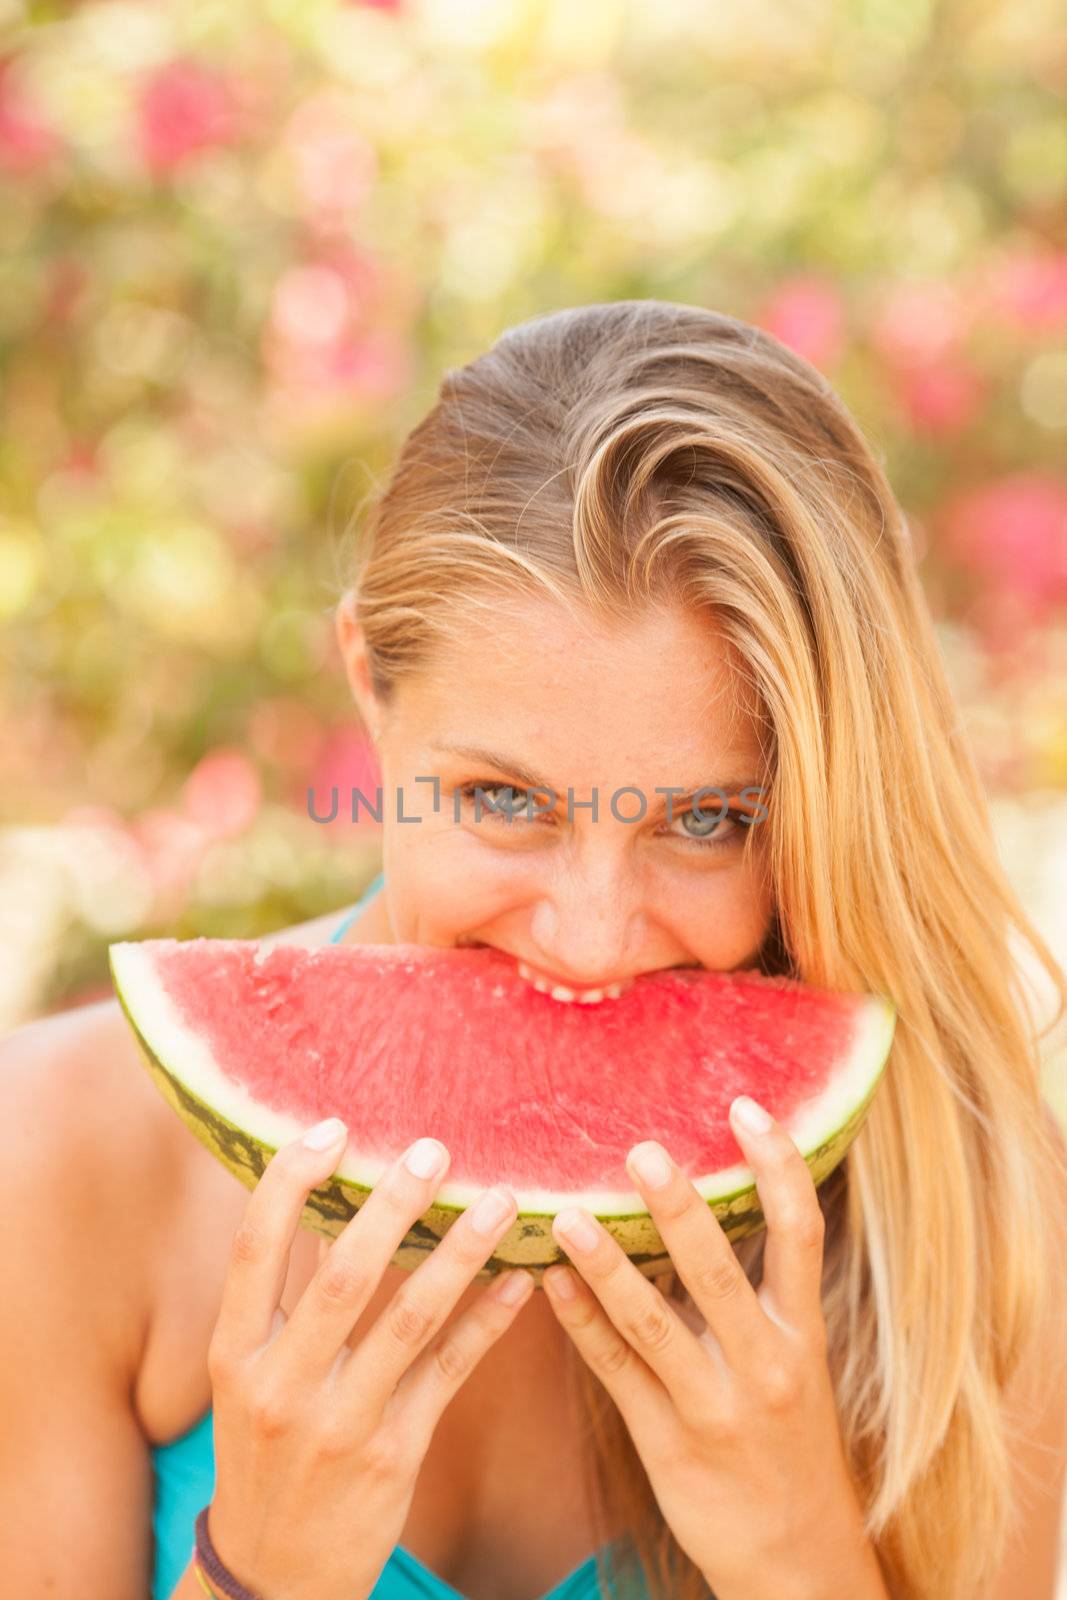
[543,1096,888,1600]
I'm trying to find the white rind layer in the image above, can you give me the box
[110,941,895,1216]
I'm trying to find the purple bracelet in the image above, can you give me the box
[194,1506,266,1600]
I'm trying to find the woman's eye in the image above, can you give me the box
[669,805,745,851]
[458,782,538,820]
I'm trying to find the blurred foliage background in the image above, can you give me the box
[0,0,1065,1125]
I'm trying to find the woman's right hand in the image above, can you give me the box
[203,1118,532,1600]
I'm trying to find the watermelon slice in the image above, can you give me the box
[108,938,895,1284]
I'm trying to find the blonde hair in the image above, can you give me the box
[338,301,1067,1599]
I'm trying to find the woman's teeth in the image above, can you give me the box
[516,959,629,1003]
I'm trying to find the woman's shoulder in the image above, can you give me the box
[1,995,188,1181]
[0,1001,187,1516]
[0,902,352,1224]
[0,904,362,1433]
[0,996,177,1195]
[0,998,189,1378]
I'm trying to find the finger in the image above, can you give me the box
[392,1267,535,1437]
[550,1202,717,1397]
[214,1117,350,1358]
[728,1096,827,1339]
[276,1134,454,1380]
[623,1139,771,1373]
[541,1259,675,1444]
[340,1180,525,1413]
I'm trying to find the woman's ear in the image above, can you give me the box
[334,594,382,739]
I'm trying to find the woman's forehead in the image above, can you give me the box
[392,605,766,790]
[412,594,752,711]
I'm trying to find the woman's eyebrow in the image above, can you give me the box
[430,741,763,806]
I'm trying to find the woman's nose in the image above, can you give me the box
[527,879,639,987]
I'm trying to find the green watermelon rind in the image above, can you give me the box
[108,943,895,1288]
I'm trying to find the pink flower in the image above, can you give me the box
[283,90,377,218]
[870,279,970,365]
[305,726,382,834]
[0,57,62,174]
[941,474,1067,621]
[182,748,262,840]
[323,329,406,391]
[271,264,350,347]
[263,246,413,407]
[978,247,1067,333]
[892,358,985,436]
[137,58,239,177]
[756,276,845,372]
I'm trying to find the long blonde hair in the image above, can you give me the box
[337,301,1067,1599]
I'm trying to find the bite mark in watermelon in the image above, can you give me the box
[108,938,895,1286]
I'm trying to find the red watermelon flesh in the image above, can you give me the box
[109,937,894,1244]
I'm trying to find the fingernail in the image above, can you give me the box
[628,1141,672,1189]
[731,1095,773,1134]
[493,1268,533,1306]
[545,1265,577,1299]
[403,1137,448,1180]
[303,1117,347,1150]
[470,1186,515,1235]
[554,1207,599,1253]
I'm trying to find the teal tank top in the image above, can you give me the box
[148,870,643,1600]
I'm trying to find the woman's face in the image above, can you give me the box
[338,594,775,992]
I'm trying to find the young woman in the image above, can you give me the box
[3,301,1066,1600]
